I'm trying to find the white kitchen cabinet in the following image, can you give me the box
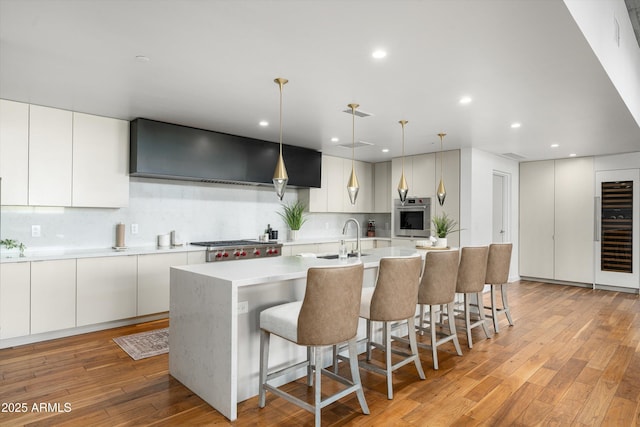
[76,256,137,326]
[30,259,76,334]
[289,244,318,255]
[0,99,29,205]
[0,261,30,339]
[29,105,73,206]
[72,112,129,208]
[519,157,594,283]
[411,153,436,197]
[305,155,373,213]
[375,239,391,248]
[374,161,391,213]
[187,250,207,264]
[138,252,188,316]
[434,150,461,248]
[326,155,345,212]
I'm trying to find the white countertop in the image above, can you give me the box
[0,244,206,263]
[171,246,421,287]
[280,236,390,246]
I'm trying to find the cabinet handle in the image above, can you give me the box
[594,196,601,242]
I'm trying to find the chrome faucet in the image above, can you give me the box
[342,218,361,258]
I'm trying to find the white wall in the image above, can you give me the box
[0,178,388,253]
[460,148,520,280]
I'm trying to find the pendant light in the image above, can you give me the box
[272,77,289,200]
[346,103,360,205]
[397,120,409,204]
[437,132,447,206]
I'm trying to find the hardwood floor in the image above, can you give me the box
[1,280,639,426]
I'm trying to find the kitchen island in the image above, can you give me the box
[169,246,420,421]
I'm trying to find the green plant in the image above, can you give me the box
[1,238,26,256]
[431,212,459,238]
[277,201,308,230]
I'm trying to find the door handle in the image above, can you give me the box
[594,196,601,241]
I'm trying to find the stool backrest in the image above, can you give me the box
[418,249,460,305]
[370,255,423,321]
[485,243,512,285]
[456,246,489,293]
[297,263,364,346]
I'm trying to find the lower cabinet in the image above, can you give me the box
[0,262,30,339]
[77,256,137,326]
[137,252,188,316]
[31,259,76,334]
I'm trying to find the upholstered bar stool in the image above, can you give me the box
[258,263,369,426]
[358,255,425,399]
[455,246,491,348]
[415,249,462,370]
[484,243,514,333]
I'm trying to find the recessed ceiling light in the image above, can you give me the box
[569,153,577,157]
[331,137,339,142]
[510,122,521,129]
[372,49,387,59]
[459,96,472,104]
[550,144,559,148]
[259,121,269,127]
[135,55,150,62]
[381,148,389,153]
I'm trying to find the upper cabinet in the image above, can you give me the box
[373,161,391,213]
[0,100,129,208]
[72,112,129,207]
[29,105,73,206]
[0,100,29,205]
[304,155,373,213]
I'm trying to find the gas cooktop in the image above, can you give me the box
[190,240,279,247]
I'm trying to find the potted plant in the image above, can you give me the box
[277,200,308,241]
[431,212,459,248]
[1,238,26,257]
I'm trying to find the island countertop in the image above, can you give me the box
[170,246,421,287]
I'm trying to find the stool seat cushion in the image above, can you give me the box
[260,301,303,343]
[359,287,375,319]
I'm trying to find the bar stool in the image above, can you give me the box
[258,263,369,426]
[358,255,425,399]
[455,246,491,348]
[484,243,514,333]
[416,249,462,370]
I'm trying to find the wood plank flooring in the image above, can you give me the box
[1,280,639,426]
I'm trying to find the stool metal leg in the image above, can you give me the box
[314,346,322,426]
[477,292,492,338]
[491,285,500,333]
[258,329,270,408]
[502,284,514,326]
[348,338,370,415]
[406,315,425,380]
[430,307,439,370]
[447,302,463,356]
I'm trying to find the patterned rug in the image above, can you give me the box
[113,328,169,360]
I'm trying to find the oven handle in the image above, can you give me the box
[396,206,427,210]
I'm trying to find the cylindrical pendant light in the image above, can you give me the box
[346,103,360,205]
[272,77,289,200]
[397,120,409,204]
[437,132,447,206]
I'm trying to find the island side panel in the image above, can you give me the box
[169,267,237,421]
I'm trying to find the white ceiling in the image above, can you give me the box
[1,0,639,163]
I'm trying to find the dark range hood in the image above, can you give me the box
[130,118,321,188]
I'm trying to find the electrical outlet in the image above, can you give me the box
[131,224,139,234]
[238,301,249,314]
[31,225,41,237]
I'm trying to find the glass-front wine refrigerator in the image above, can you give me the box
[595,170,639,289]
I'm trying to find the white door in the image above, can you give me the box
[595,169,639,289]
[492,173,507,243]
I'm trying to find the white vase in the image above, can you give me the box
[289,229,299,241]
[435,237,447,248]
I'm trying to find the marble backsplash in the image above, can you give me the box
[0,178,391,253]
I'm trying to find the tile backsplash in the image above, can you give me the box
[1,178,390,252]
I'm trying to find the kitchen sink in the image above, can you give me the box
[316,253,369,259]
